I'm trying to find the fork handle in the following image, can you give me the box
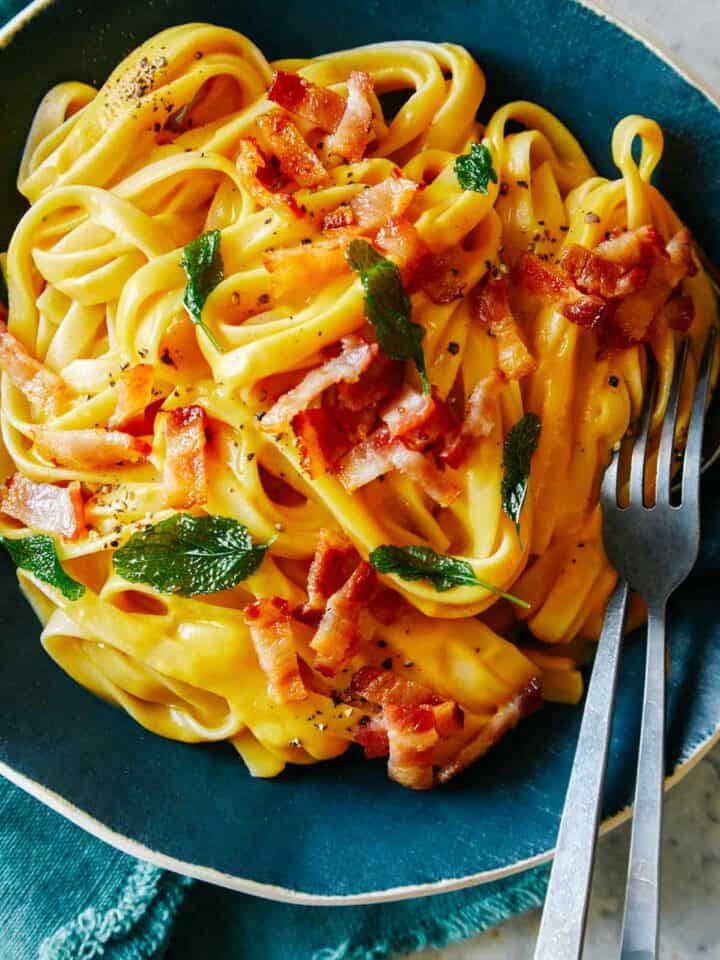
[620,604,667,960]
[533,579,629,960]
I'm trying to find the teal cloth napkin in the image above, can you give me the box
[0,773,548,959]
[0,2,548,956]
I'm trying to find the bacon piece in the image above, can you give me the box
[612,228,696,342]
[261,337,378,429]
[32,427,150,469]
[380,383,435,439]
[310,561,376,676]
[559,244,648,299]
[666,227,697,276]
[0,473,84,539]
[333,352,404,413]
[380,384,458,452]
[264,236,350,296]
[0,320,70,415]
[338,426,460,505]
[327,71,374,163]
[385,703,438,789]
[267,70,346,132]
[257,110,328,188]
[304,529,359,614]
[374,217,428,284]
[516,254,612,331]
[108,363,154,432]
[244,597,307,704]
[441,369,505,469]
[421,254,466,304]
[436,676,542,784]
[235,137,301,216]
[368,586,411,625]
[291,408,346,475]
[354,715,389,759]
[473,275,536,380]
[321,205,355,232]
[161,405,207,508]
[351,665,464,786]
[593,224,661,263]
[349,177,418,233]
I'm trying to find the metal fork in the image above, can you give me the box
[534,326,717,960]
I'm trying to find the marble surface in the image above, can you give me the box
[412,2,720,959]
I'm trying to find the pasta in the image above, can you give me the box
[0,23,716,789]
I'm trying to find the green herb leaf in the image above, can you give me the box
[181,230,223,351]
[369,544,529,608]
[455,142,498,195]
[1,535,85,600]
[113,513,271,596]
[346,239,429,393]
[501,413,542,543]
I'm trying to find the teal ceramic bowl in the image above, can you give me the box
[0,0,719,903]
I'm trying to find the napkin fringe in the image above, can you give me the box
[311,866,549,960]
[39,861,192,960]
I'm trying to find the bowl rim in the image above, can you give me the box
[0,0,718,905]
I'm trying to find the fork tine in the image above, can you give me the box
[681,326,718,510]
[628,355,657,506]
[655,338,690,503]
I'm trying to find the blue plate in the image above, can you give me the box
[1,0,719,903]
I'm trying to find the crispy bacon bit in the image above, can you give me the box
[108,363,154,432]
[441,369,505,469]
[354,715,389,759]
[327,71,374,163]
[267,70,346,132]
[338,426,460,505]
[321,205,355,232]
[380,385,458,452]
[516,254,612,331]
[519,226,697,345]
[32,427,150,469]
[264,236,350,295]
[291,409,345,474]
[333,352,404,412]
[310,561,376,676]
[338,426,396,489]
[435,676,542,784]
[244,597,307,704]
[257,110,328,188]
[419,254,465,304]
[368,586,411,625]
[612,228,696,342]
[349,177,418,232]
[385,703,438,789]
[380,383,436,439]
[473,275,536,380]
[375,217,428,284]
[351,665,464,788]
[235,137,301,216]
[666,227,697,276]
[559,244,648,299]
[162,405,207,509]
[0,473,84,539]
[304,529,359,614]
[0,321,70,415]
[261,337,378,429]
